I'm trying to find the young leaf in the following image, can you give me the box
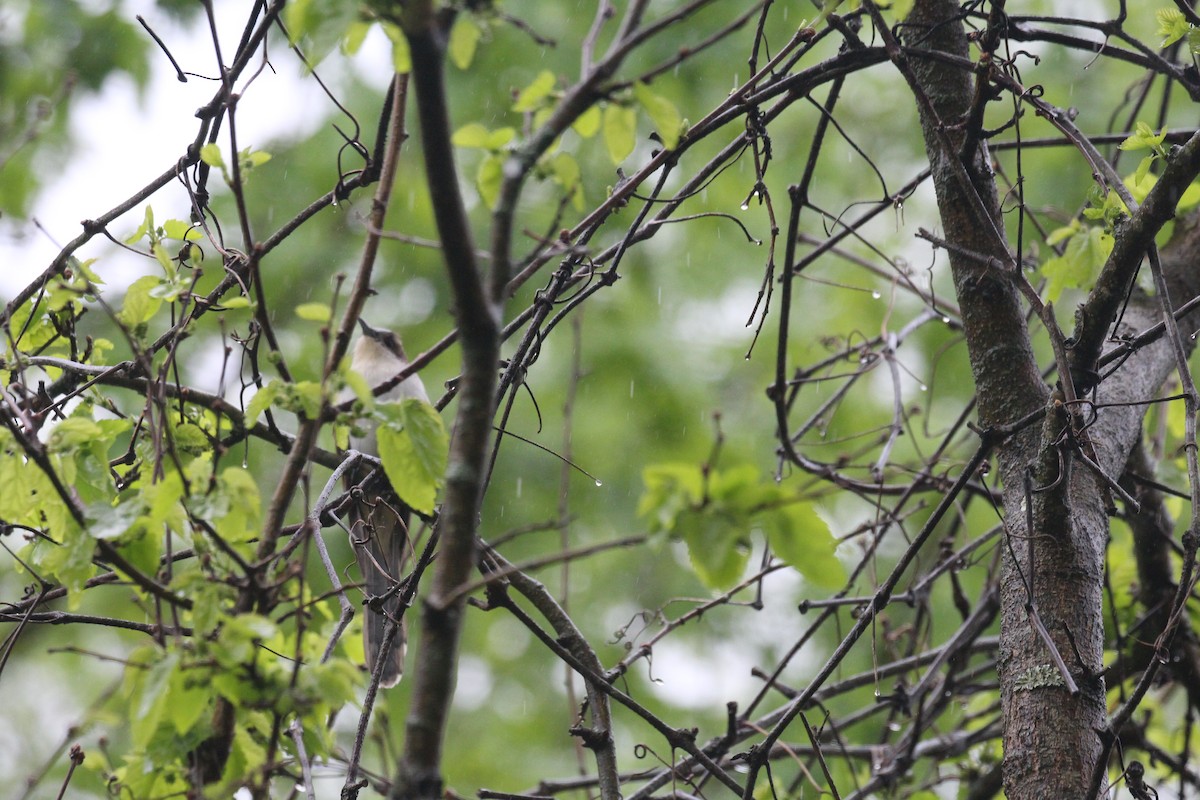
[376,398,448,515]
[118,275,165,326]
[603,104,637,164]
[550,152,583,208]
[199,143,225,169]
[449,14,482,69]
[573,105,601,138]
[453,122,492,148]
[295,302,331,322]
[1119,121,1167,155]
[162,219,202,242]
[380,21,412,72]
[244,381,281,426]
[763,503,845,589]
[477,153,504,209]
[638,462,704,534]
[1041,225,1113,301]
[125,205,155,244]
[634,82,682,149]
[678,510,749,591]
[1157,8,1190,48]
[341,20,371,55]
[514,70,557,113]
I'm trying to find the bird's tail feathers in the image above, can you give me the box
[352,506,410,688]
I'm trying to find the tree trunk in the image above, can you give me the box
[902,1,1200,796]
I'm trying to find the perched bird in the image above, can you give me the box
[345,318,429,687]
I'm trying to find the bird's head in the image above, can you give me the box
[357,318,407,361]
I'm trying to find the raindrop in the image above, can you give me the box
[594,480,603,487]
[942,316,951,324]
[919,384,928,392]
[887,722,902,732]
[740,202,750,211]
[871,291,881,299]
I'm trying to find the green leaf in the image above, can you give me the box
[603,103,637,164]
[486,127,516,150]
[453,122,491,148]
[449,14,482,70]
[130,650,178,749]
[477,153,504,209]
[295,302,331,322]
[573,105,601,138]
[1041,225,1113,301]
[1157,8,1190,48]
[1134,154,1155,186]
[638,462,704,534]
[245,381,281,426]
[284,381,326,419]
[1044,222,1078,247]
[199,143,224,169]
[886,0,914,21]
[514,70,557,113]
[125,205,155,244]
[49,416,103,449]
[118,275,164,326]
[215,467,262,543]
[341,20,371,55]
[31,518,97,607]
[678,509,749,590]
[764,503,845,589]
[162,219,202,242]
[220,296,253,310]
[151,242,176,277]
[1118,121,1167,154]
[167,658,211,735]
[1180,181,1200,209]
[172,421,209,456]
[282,0,360,66]
[550,152,584,209]
[376,398,448,514]
[223,723,268,788]
[381,22,412,73]
[634,82,682,149]
[238,148,272,172]
[454,124,515,151]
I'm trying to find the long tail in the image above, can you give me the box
[351,500,409,688]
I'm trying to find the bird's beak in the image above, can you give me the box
[358,318,383,339]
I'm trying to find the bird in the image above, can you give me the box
[344,318,429,687]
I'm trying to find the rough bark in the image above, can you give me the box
[901,2,1200,797]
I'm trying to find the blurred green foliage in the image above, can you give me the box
[2,1,1198,797]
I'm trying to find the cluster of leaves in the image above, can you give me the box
[1040,119,1200,302]
[639,462,844,591]
[1157,7,1200,52]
